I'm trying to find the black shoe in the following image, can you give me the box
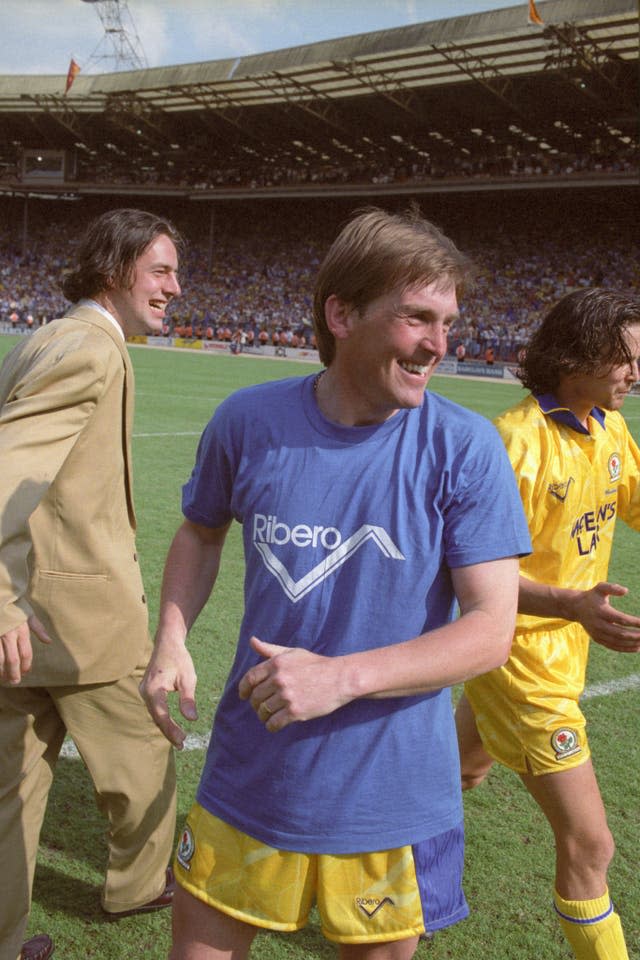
[103,867,176,919]
[21,936,55,960]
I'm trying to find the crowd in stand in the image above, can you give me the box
[39,144,640,192]
[178,143,637,192]
[2,142,635,194]
[1,194,637,363]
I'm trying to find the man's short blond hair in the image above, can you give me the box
[312,206,473,366]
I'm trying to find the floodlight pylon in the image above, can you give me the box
[81,0,148,72]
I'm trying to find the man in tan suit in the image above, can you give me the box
[0,208,182,960]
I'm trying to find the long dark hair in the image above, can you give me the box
[61,208,183,302]
[519,288,640,394]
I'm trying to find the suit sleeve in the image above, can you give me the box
[0,337,109,633]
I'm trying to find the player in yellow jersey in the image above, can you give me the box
[457,288,640,960]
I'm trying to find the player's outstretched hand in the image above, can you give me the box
[139,635,198,748]
[0,615,51,685]
[238,635,351,731]
[575,582,640,652]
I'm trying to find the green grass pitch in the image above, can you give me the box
[2,337,638,959]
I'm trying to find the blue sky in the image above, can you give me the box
[2,0,526,74]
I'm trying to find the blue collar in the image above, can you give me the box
[535,393,606,436]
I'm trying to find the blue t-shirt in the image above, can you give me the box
[184,374,530,853]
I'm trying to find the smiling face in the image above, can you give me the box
[98,233,181,337]
[323,278,458,425]
[557,322,640,425]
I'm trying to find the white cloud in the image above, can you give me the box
[163,7,262,63]
[124,1,173,68]
[0,0,102,73]
[0,0,524,74]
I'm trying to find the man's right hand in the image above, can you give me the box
[139,636,198,749]
[0,615,52,685]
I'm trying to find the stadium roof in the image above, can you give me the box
[0,0,637,198]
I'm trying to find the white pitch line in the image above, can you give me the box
[181,732,211,751]
[133,431,202,438]
[136,393,220,403]
[58,675,640,759]
[58,729,212,759]
[580,673,640,700]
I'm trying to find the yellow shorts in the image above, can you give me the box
[465,622,591,776]
[174,803,468,943]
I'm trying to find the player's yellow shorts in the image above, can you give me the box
[465,621,591,776]
[174,803,468,943]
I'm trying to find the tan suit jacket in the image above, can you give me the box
[0,305,150,684]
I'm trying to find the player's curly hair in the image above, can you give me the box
[519,288,640,395]
[61,208,183,302]
[312,204,474,366]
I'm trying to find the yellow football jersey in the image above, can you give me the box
[496,394,640,634]
[465,394,640,774]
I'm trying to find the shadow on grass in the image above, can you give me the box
[39,758,107,872]
[32,863,103,919]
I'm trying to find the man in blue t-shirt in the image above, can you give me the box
[141,206,531,960]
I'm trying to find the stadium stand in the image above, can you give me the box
[0,0,637,360]
[0,0,636,196]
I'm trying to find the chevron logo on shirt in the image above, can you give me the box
[252,515,405,603]
[548,478,573,502]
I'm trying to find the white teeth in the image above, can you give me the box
[400,361,428,375]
